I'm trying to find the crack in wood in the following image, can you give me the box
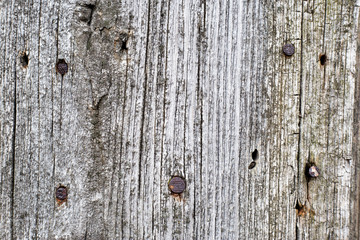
[10,58,17,240]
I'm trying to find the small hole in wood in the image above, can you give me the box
[84,3,95,10]
[20,52,29,68]
[117,32,129,51]
[248,161,256,169]
[252,149,259,160]
[121,40,128,50]
[320,54,327,65]
[56,59,68,75]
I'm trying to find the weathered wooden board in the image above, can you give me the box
[1,0,360,239]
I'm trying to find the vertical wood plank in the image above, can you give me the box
[299,1,359,239]
[351,4,360,238]
[0,1,17,239]
[265,0,302,239]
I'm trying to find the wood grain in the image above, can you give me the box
[0,0,359,239]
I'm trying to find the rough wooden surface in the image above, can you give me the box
[1,0,360,239]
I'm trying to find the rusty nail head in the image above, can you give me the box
[168,176,186,194]
[283,43,295,56]
[56,186,67,200]
[308,166,320,178]
[56,59,68,75]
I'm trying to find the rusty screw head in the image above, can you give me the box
[283,43,295,56]
[56,59,68,75]
[308,166,320,178]
[168,176,186,194]
[56,186,67,200]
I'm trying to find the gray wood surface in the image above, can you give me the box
[1,0,360,239]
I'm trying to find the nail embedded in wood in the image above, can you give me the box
[56,59,68,75]
[308,165,320,178]
[248,161,256,169]
[304,162,320,179]
[168,176,186,194]
[283,43,295,56]
[56,186,68,200]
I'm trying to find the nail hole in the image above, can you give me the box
[121,40,128,50]
[118,32,129,51]
[84,4,95,10]
[20,52,29,68]
[56,59,68,75]
[252,149,259,160]
[320,54,327,65]
[248,161,256,169]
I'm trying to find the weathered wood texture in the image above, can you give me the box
[1,0,360,239]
